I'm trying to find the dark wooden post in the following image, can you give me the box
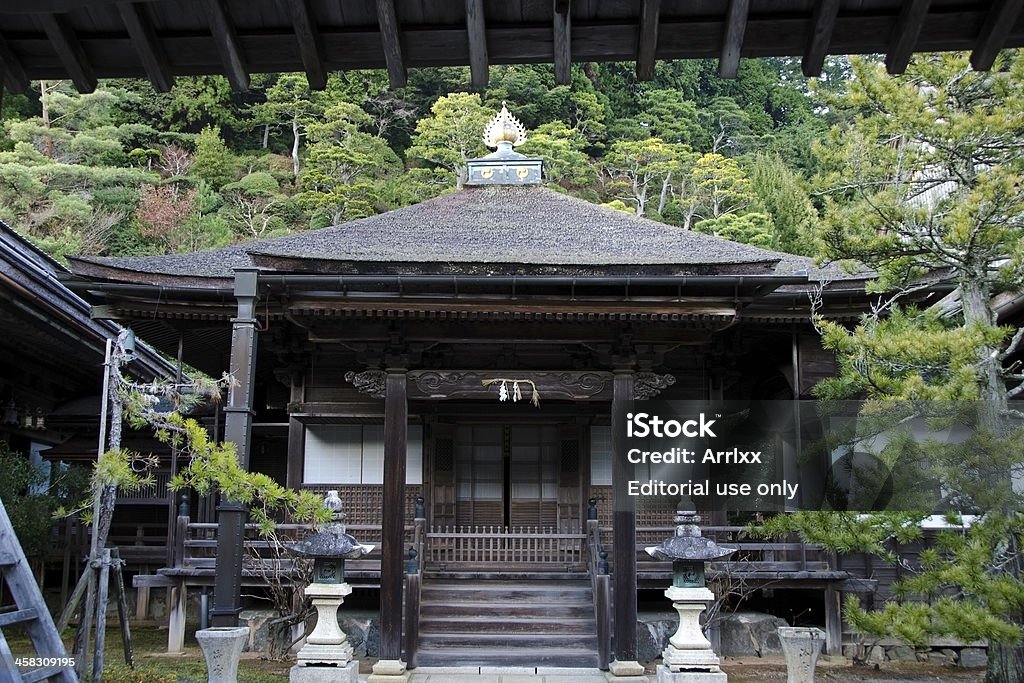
[210,268,258,627]
[612,368,638,664]
[380,370,408,662]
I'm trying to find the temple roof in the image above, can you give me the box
[68,185,870,286]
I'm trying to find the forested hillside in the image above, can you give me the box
[0,57,859,262]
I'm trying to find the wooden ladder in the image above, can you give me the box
[0,497,77,683]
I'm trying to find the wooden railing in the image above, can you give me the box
[635,525,830,576]
[116,472,172,503]
[165,517,402,583]
[585,516,611,669]
[425,525,586,569]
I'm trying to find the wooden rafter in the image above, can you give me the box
[117,2,174,93]
[375,0,407,89]
[719,0,749,78]
[971,0,1024,71]
[39,13,96,93]
[464,0,489,90]
[802,0,841,77]
[885,0,931,74]
[636,0,660,81]
[553,0,572,85]
[0,34,29,94]
[204,0,249,92]
[283,0,326,90]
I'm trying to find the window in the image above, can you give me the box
[590,425,612,485]
[304,424,422,485]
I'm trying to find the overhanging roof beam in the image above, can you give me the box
[719,0,749,78]
[0,34,29,94]
[205,0,249,92]
[971,0,1024,71]
[284,0,327,90]
[117,2,174,92]
[39,13,96,93]
[885,0,930,74]
[375,0,407,88]
[465,0,489,90]
[802,0,841,77]
[636,0,660,81]
[554,0,572,85]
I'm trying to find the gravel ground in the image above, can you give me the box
[719,656,983,682]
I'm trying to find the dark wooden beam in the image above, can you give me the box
[116,2,174,92]
[380,370,408,660]
[204,0,249,92]
[375,0,407,89]
[39,13,96,92]
[636,0,660,81]
[0,34,30,94]
[612,369,637,663]
[553,0,572,85]
[971,0,1024,71]
[5,0,162,11]
[719,0,749,78]
[802,0,841,77]
[885,0,931,74]
[283,0,326,90]
[464,0,489,90]
[210,269,259,627]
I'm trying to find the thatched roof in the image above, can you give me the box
[69,185,868,285]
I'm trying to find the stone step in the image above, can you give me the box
[419,615,595,634]
[419,601,591,618]
[414,644,600,668]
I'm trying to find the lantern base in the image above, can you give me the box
[290,660,359,683]
[657,665,727,682]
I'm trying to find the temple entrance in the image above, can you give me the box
[425,419,586,569]
[429,421,583,531]
[454,423,557,527]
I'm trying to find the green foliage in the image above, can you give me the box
[519,121,595,189]
[747,152,820,255]
[695,212,775,248]
[815,308,1008,402]
[407,92,491,186]
[759,52,1024,666]
[1,59,839,262]
[0,444,87,558]
[191,126,237,189]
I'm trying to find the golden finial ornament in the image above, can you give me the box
[483,102,527,149]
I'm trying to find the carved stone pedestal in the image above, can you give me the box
[195,626,249,683]
[289,660,358,683]
[367,659,410,682]
[656,586,727,683]
[605,659,647,681]
[777,627,825,683]
[295,582,354,666]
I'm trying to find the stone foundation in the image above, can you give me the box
[844,642,987,668]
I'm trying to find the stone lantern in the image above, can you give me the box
[646,498,735,683]
[287,491,374,683]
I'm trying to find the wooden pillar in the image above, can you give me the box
[380,370,408,662]
[286,416,304,490]
[612,369,638,664]
[210,268,258,627]
[825,585,842,656]
[167,580,186,653]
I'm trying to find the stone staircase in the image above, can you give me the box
[413,576,599,667]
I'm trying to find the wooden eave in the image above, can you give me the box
[1,1,1022,94]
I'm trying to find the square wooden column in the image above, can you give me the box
[612,369,639,665]
[379,370,408,662]
[211,268,258,626]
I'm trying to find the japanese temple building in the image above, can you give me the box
[66,111,882,674]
